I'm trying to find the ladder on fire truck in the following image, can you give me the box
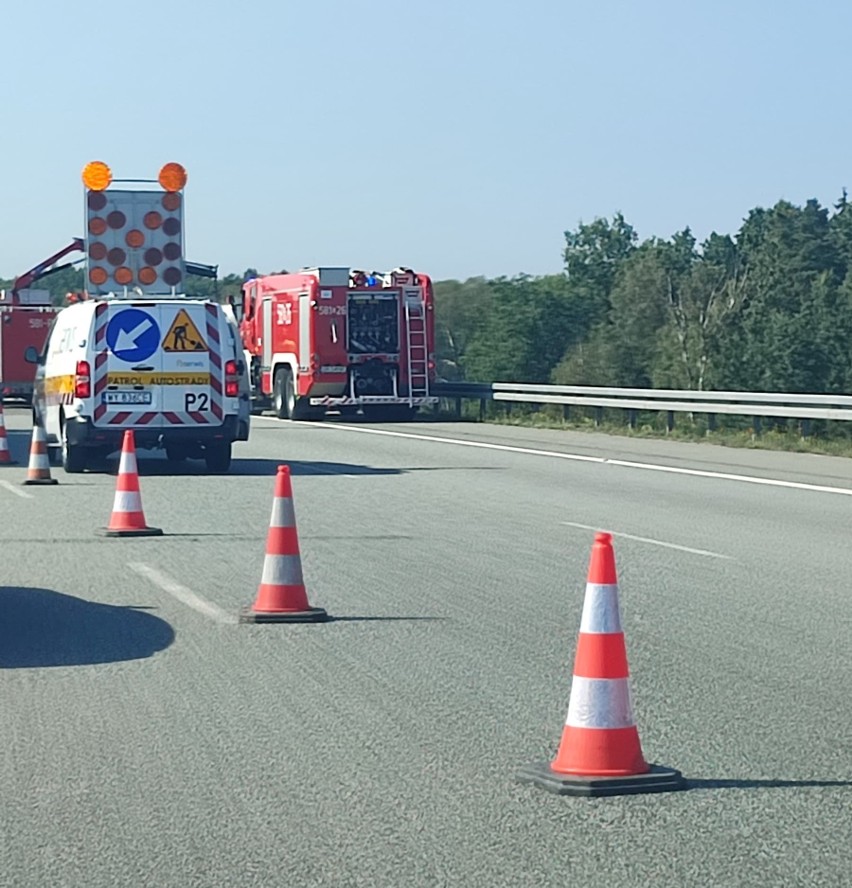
[404,292,429,404]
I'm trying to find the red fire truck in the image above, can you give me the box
[0,240,84,403]
[237,266,439,421]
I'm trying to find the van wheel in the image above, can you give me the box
[61,421,87,474]
[273,368,296,420]
[165,445,187,463]
[205,442,232,473]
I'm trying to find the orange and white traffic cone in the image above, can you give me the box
[240,465,328,623]
[22,423,58,485]
[98,430,162,537]
[517,531,684,796]
[0,400,17,465]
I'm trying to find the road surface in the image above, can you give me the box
[1,407,851,887]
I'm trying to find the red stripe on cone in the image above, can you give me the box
[0,401,16,465]
[240,465,328,623]
[99,430,162,537]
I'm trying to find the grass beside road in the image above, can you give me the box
[429,402,852,459]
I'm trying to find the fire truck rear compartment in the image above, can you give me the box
[347,295,399,355]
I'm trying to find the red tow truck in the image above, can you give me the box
[237,266,439,421]
[0,240,84,403]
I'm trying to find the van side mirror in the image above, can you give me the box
[24,345,41,364]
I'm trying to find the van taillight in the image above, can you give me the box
[225,359,239,397]
[75,360,91,399]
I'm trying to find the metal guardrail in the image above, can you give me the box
[432,381,852,430]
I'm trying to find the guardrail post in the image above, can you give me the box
[454,397,462,419]
[562,405,570,422]
[594,407,603,427]
[666,411,675,433]
[479,398,486,421]
[708,413,716,433]
[801,419,811,439]
[753,416,761,437]
[628,408,637,429]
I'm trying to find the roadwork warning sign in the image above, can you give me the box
[163,309,208,352]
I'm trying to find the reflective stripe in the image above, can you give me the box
[112,490,142,513]
[565,676,636,729]
[269,496,296,528]
[117,450,138,477]
[579,583,622,634]
[260,554,304,587]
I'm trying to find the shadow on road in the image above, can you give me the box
[687,777,852,791]
[328,615,448,623]
[100,457,408,477]
[0,587,175,668]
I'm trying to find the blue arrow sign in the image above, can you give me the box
[106,309,161,363]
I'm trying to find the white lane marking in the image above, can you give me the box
[0,479,33,499]
[128,562,236,625]
[284,420,852,498]
[561,521,732,560]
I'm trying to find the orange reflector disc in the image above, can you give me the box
[114,267,133,285]
[82,161,112,191]
[89,242,108,261]
[162,192,181,211]
[144,211,163,230]
[158,162,187,192]
[89,267,108,285]
[126,229,145,248]
[138,267,157,285]
[88,217,107,236]
[163,267,182,286]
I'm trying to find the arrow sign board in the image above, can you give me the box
[106,308,161,363]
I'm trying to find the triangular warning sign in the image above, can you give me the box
[163,309,208,352]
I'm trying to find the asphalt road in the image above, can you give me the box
[1,406,851,888]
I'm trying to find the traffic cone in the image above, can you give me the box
[22,423,58,485]
[240,465,328,623]
[0,400,17,465]
[98,430,162,537]
[516,531,684,797]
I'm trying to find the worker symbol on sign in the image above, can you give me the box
[163,309,208,352]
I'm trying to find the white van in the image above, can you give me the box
[28,296,250,473]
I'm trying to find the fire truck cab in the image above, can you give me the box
[238,266,439,421]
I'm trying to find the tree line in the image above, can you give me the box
[435,193,852,395]
[5,192,852,396]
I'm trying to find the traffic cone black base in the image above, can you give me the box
[23,477,58,486]
[238,605,328,624]
[516,761,685,797]
[97,526,164,538]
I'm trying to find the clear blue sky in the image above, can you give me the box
[3,1,852,283]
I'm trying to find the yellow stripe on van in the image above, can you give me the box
[107,372,211,386]
[45,374,75,395]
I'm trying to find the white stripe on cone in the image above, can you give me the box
[579,583,623,634]
[269,496,297,528]
[260,554,305,587]
[565,676,637,729]
[117,448,138,477]
[112,490,143,514]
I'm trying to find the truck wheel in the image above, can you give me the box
[205,441,232,474]
[61,420,87,474]
[273,368,296,420]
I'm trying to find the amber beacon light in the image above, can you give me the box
[158,162,187,192]
[82,161,112,191]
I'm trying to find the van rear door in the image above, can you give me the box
[158,302,223,426]
[94,302,165,429]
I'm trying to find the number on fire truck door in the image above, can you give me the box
[276,304,292,325]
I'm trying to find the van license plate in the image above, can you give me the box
[103,391,153,405]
